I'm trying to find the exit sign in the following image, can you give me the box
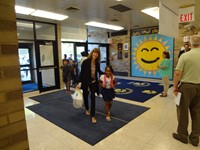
[179,6,195,23]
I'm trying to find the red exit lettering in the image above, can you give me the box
[179,13,194,23]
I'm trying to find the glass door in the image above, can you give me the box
[18,48,32,82]
[61,42,86,62]
[36,41,60,92]
[74,43,86,63]
[99,44,109,71]
[61,42,86,77]
[74,43,86,77]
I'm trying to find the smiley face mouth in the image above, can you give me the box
[141,57,160,64]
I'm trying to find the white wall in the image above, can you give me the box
[61,26,87,41]
[159,1,179,38]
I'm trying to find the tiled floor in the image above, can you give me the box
[23,77,199,150]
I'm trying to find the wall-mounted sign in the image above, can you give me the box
[123,43,128,50]
[179,6,195,23]
[117,43,123,50]
[132,27,159,36]
[131,34,174,79]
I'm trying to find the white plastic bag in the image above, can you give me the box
[72,89,83,108]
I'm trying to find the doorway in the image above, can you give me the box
[74,43,86,63]
[61,42,109,71]
[61,42,86,62]
[99,44,109,71]
[19,41,60,93]
[35,41,60,92]
[18,43,39,93]
[61,42,86,81]
[17,19,60,93]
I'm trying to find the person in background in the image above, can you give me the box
[157,51,172,97]
[173,35,200,147]
[68,54,73,60]
[60,59,71,94]
[69,59,77,87]
[99,65,116,121]
[178,43,191,58]
[80,51,88,64]
[78,51,88,75]
[76,48,104,124]
[63,54,67,60]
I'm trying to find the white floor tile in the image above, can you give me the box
[23,77,199,150]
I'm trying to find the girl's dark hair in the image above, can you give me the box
[163,51,170,59]
[105,65,114,74]
[62,59,69,63]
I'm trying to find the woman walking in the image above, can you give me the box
[77,48,104,123]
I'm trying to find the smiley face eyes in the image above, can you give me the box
[141,47,159,52]
[141,48,149,52]
[150,47,159,51]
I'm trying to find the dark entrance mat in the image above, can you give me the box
[28,92,149,145]
[114,78,172,102]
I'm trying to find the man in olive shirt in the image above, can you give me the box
[173,35,200,147]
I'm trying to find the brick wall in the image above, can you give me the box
[0,1,29,149]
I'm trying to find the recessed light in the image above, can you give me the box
[31,10,68,21]
[15,5,68,21]
[15,5,35,15]
[85,21,124,31]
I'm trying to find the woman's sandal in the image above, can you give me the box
[106,112,111,121]
[86,110,90,115]
[106,116,111,121]
[92,117,97,124]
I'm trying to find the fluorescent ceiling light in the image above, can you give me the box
[85,21,124,31]
[31,10,68,21]
[141,7,159,20]
[15,5,68,21]
[15,5,35,15]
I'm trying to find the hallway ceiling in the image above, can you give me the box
[15,0,195,31]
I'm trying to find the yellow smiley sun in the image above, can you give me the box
[132,35,170,75]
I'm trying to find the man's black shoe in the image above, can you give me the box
[189,135,199,147]
[172,133,188,144]
[190,141,198,147]
[189,139,198,147]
